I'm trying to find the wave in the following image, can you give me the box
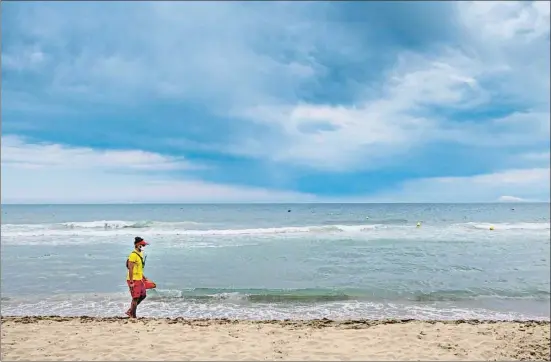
[146,287,551,303]
[3,297,548,321]
[1,220,203,233]
[58,220,203,229]
[412,289,551,302]
[320,218,409,226]
[2,220,550,240]
[151,288,354,303]
[461,222,550,231]
[0,222,384,237]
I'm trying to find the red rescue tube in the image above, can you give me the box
[143,278,156,289]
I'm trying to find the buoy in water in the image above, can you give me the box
[416,222,421,227]
[489,226,495,230]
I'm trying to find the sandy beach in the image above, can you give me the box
[1,317,549,361]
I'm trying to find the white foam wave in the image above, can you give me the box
[61,220,202,229]
[2,296,548,321]
[462,222,550,231]
[2,221,550,244]
[62,220,150,229]
[181,224,381,236]
[1,219,203,235]
[0,222,383,238]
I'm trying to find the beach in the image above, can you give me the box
[2,204,550,360]
[1,317,549,361]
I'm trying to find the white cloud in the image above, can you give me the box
[2,137,547,204]
[1,135,197,171]
[354,168,550,203]
[455,1,550,108]
[504,151,550,170]
[520,151,551,163]
[497,195,528,202]
[2,48,45,72]
[2,1,549,176]
[2,2,330,108]
[457,1,550,41]
[237,50,548,170]
[1,136,316,204]
[224,1,550,171]
[430,111,550,150]
[232,50,485,170]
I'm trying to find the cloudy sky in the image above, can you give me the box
[2,1,550,204]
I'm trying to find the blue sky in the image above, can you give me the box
[2,1,550,203]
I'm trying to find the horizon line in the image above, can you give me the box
[2,201,549,206]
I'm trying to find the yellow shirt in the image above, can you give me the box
[127,250,144,281]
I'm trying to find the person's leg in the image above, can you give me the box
[128,298,138,318]
[132,280,146,317]
[137,280,147,306]
[126,280,140,318]
[136,294,146,306]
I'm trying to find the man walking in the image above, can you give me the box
[126,236,149,318]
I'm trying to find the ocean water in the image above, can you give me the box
[1,203,550,321]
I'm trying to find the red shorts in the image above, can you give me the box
[127,279,146,299]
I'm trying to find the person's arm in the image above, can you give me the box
[128,261,135,285]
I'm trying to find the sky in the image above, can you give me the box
[1,1,550,204]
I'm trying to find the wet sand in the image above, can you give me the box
[1,316,550,361]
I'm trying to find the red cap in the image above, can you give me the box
[134,236,149,246]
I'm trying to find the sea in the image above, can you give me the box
[1,203,549,321]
